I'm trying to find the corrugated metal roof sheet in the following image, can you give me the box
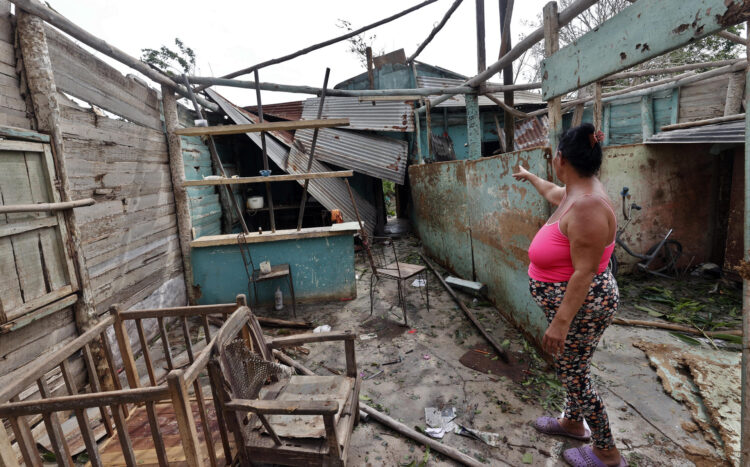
[301,97,414,132]
[243,101,303,121]
[206,89,376,233]
[647,120,745,144]
[417,76,544,107]
[293,128,408,184]
[513,115,549,150]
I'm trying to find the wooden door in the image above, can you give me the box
[0,140,78,326]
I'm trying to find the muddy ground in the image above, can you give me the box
[253,234,740,466]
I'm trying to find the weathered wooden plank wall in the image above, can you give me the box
[178,107,221,239]
[0,3,31,129]
[2,2,186,426]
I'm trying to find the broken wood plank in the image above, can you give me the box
[174,118,350,136]
[0,197,94,214]
[0,124,49,142]
[191,223,360,247]
[613,317,742,337]
[0,293,76,333]
[0,215,57,238]
[421,254,510,363]
[183,170,353,187]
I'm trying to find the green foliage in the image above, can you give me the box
[141,38,196,77]
[383,180,396,217]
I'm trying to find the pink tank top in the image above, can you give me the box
[528,195,616,283]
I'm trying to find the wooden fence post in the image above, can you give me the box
[168,370,204,467]
[161,85,197,305]
[543,2,561,152]
[640,95,654,141]
[15,8,96,331]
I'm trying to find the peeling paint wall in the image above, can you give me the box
[410,147,551,345]
[411,143,728,344]
[191,234,356,305]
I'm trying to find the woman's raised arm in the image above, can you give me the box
[512,165,565,205]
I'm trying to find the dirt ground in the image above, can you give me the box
[254,234,739,467]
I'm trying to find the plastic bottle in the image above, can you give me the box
[274,286,283,311]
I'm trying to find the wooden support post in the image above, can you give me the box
[161,85,198,304]
[8,395,42,467]
[670,87,680,125]
[640,95,654,141]
[60,359,102,467]
[602,105,611,146]
[366,47,374,89]
[466,94,482,159]
[411,63,423,164]
[543,2,561,152]
[741,24,750,465]
[168,370,204,467]
[253,70,276,233]
[16,8,96,331]
[499,0,515,152]
[296,68,331,231]
[475,0,486,73]
[726,71,746,116]
[425,99,433,158]
[37,377,74,466]
[593,81,603,130]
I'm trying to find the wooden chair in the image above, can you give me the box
[209,297,360,466]
[368,236,429,326]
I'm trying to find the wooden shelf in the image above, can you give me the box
[191,223,360,247]
[174,118,350,136]
[183,170,353,187]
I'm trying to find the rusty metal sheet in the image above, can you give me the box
[417,76,544,108]
[255,375,354,439]
[408,161,473,279]
[301,97,414,132]
[410,148,553,346]
[206,89,376,233]
[465,149,551,343]
[292,128,408,184]
[244,100,303,121]
[513,115,549,151]
[648,121,745,144]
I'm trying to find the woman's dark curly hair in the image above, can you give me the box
[557,123,602,177]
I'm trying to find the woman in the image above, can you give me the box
[512,123,625,467]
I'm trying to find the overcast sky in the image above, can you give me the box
[46,0,551,106]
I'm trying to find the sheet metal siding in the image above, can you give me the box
[181,134,221,238]
[301,97,414,132]
[191,234,356,304]
[410,148,552,346]
[207,89,377,234]
[293,128,408,184]
[648,121,746,144]
[244,101,303,121]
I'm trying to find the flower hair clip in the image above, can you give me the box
[589,130,605,148]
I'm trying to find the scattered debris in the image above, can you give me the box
[634,341,740,464]
[445,276,488,296]
[313,324,332,333]
[411,278,426,287]
[454,424,503,447]
[424,407,458,439]
[359,332,378,340]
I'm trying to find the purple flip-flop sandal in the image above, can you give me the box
[563,446,627,467]
[533,416,591,441]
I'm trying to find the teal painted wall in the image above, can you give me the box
[409,147,552,346]
[180,130,222,238]
[191,233,356,305]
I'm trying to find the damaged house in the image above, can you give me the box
[0,0,749,466]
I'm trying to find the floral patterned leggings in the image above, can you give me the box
[529,269,618,449]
